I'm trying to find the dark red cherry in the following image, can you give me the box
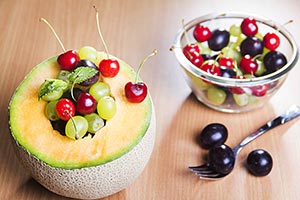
[219,57,234,69]
[183,44,203,67]
[125,82,148,103]
[99,59,120,78]
[193,24,212,42]
[56,98,75,121]
[240,54,258,74]
[201,62,221,76]
[263,32,280,51]
[241,17,258,37]
[76,92,97,114]
[251,84,269,97]
[57,50,80,71]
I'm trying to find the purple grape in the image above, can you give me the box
[220,66,237,78]
[75,59,99,86]
[246,149,273,176]
[208,29,230,51]
[208,144,235,175]
[263,51,287,74]
[240,37,263,57]
[198,123,228,149]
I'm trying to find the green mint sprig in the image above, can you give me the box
[38,67,98,100]
[67,67,98,85]
[38,79,68,100]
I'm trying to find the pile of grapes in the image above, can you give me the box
[38,12,153,140]
[182,17,288,107]
[39,46,118,140]
[197,123,273,176]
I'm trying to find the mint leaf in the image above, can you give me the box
[38,79,68,100]
[67,67,98,84]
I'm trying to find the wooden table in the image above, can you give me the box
[1,0,300,199]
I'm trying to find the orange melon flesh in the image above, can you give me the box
[9,52,152,169]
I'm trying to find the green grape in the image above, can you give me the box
[84,113,105,133]
[42,89,63,101]
[65,116,88,140]
[255,60,267,76]
[207,86,226,105]
[236,34,246,46]
[262,47,270,58]
[229,24,241,37]
[235,67,243,77]
[45,100,59,121]
[57,70,71,82]
[89,82,111,101]
[233,93,249,106]
[255,32,264,40]
[221,46,241,62]
[78,46,98,63]
[198,43,212,55]
[97,96,117,120]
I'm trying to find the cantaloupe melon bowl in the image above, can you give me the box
[8,51,156,199]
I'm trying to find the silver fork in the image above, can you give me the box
[189,105,300,180]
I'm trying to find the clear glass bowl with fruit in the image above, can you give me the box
[172,12,299,113]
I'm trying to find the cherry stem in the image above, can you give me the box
[70,80,77,102]
[65,111,79,139]
[182,19,191,45]
[135,49,157,83]
[40,18,66,52]
[94,6,110,59]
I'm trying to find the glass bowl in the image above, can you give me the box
[172,12,299,113]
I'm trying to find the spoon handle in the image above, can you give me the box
[234,105,300,152]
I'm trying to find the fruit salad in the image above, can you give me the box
[38,14,155,140]
[172,13,298,112]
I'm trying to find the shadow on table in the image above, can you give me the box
[147,93,285,198]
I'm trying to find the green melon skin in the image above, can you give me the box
[11,108,155,199]
[8,54,156,199]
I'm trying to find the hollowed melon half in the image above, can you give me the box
[9,53,156,199]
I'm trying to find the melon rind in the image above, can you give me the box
[9,54,153,169]
[12,106,155,199]
[8,53,156,199]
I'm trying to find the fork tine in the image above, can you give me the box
[199,174,225,180]
[188,164,210,172]
[196,171,220,177]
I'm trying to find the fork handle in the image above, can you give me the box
[235,105,300,151]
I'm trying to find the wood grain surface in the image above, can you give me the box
[1,0,300,199]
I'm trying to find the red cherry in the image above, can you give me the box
[190,54,204,68]
[241,17,258,37]
[183,44,204,68]
[219,57,234,68]
[125,82,148,103]
[240,55,258,74]
[183,44,200,57]
[76,92,97,114]
[263,32,280,51]
[251,84,269,96]
[56,98,75,121]
[228,76,246,94]
[193,24,212,42]
[124,49,157,103]
[99,59,120,77]
[57,50,80,71]
[201,62,221,76]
